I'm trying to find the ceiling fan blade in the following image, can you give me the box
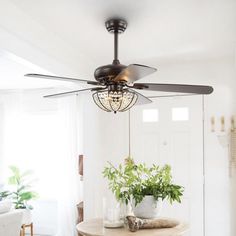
[25,73,99,85]
[129,89,152,105]
[132,83,213,94]
[44,87,104,98]
[113,64,157,83]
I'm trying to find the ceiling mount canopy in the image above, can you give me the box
[25,18,213,113]
[105,18,127,34]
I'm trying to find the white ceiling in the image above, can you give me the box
[0,50,80,89]
[9,0,236,59]
[0,0,235,89]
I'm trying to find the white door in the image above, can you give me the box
[130,95,204,236]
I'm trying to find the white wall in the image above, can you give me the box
[82,96,104,219]
[204,85,233,236]
[83,57,236,236]
[82,94,129,219]
[230,54,236,236]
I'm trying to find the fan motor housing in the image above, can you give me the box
[94,63,127,83]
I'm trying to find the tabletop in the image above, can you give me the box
[76,218,189,236]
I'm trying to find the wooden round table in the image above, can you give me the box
[76,219,189,236]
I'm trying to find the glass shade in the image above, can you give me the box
[93,89,138,113]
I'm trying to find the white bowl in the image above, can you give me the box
[0,200,12,214]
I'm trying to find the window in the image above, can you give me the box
[143,109,159,122]
[172,107,189,121]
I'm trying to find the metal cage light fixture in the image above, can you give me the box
[92,89,138,113]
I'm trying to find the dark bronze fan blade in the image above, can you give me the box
[129,90,152,105]
[132,83,213,94]
[113,64,157,83]
[44,87,104,98]
[25,73,99,85]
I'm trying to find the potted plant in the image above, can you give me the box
[103,158,184,219]
[8,166,38,224]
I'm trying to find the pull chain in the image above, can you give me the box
[128,110,131,157]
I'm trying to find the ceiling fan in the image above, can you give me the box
[25,18,213,113]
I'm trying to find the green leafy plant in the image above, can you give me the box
[103,158,184,206]
[8,166,38,209]
[0,190,11,201]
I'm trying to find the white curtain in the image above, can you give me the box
[0,90,82,236]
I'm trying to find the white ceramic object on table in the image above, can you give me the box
[133,196,162,219]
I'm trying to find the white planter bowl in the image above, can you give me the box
[0,200,12,214]
[133,196,162,219]
[22,209,32,225]
[16,209,32,224]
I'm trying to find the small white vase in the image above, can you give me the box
[132,196,162,219]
